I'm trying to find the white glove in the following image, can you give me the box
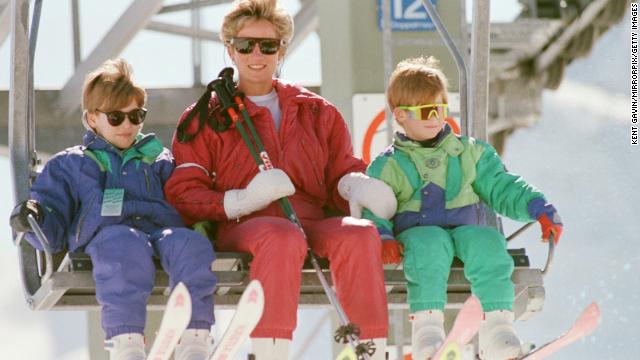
[224,169,295,219]
[337,172,397,219]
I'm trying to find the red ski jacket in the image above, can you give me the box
[165,79,366,234]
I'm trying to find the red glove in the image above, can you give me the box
[528,198,563,244]
[538,212,563,244]
[381,239,403,264]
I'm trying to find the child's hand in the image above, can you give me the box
[528,198,563,244]
[10,199,43,233]
[381,239,403,264]
[538,211,563,244]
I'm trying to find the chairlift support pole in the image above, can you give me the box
[420,0,470,136]
[9,0,40,302]
[71,0,82,68]
[190,0,203,86]
[380,0,394,146]
[469,0,490,141]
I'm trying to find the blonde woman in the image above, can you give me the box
[165,1,396,359]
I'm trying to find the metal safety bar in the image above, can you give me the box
[26,214,54,284]
[506,222,556,277]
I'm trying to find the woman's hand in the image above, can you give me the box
[338,172,397,219]
[223,169,295,220]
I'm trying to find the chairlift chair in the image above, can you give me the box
[8,0,550,340]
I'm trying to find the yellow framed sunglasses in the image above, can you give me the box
[398,103,448,120]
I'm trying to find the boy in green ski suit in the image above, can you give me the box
[363,56,563,360]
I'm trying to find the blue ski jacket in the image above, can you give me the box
[25,131,185,252]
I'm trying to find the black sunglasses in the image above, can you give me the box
[98,108,147,126]
[229,37,283,55]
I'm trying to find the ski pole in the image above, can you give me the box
[209,68,374,359]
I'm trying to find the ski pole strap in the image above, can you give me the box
[176,87,212,143]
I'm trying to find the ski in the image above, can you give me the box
[432,295,483,360]
[147,282,192,360]
[209,279,265,360]
[518,302,600,360]
[336,346,358,360]
[401,296,482,360]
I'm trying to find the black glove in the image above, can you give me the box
[10,199,43,233]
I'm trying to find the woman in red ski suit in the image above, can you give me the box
[164,1,397,358]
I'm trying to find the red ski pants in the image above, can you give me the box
[216,216,389,339]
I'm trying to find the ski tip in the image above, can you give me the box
[586,302,601,317]
[578,302,601,331]
[462,295,482,313]
[335,346,357,360]
[247,279,263,293]
[170,282,192,311]
[243,280,265,306]
[174,282,188,293]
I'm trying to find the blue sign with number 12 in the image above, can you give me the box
[377,0,437,31]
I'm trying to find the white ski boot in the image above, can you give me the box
[104,333,145,360]
[479,310,523,360]
[250,338,291,360]
[174,329,213,360]
[410,309,445,360]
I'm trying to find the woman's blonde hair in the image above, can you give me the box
[386,56,449,109]
[82,58,146,113]
[220,0,294,46]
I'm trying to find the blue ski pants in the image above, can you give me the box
[397,225,514,313]
[85,225,216,338]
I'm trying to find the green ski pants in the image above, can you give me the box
[397,225,514,313]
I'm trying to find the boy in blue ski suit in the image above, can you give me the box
[364,57,564,360]
[9,58,216,360]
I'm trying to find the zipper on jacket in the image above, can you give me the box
[143,168,151,192]
[76,193,97,244]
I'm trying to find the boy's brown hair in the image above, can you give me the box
[220,0,294,47]
[386,56,449,110]
[82,58,146,114]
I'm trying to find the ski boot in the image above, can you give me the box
[175,329,213,360]
[104,333,145,360]
[479,310,524,360]
[410,310,445,360]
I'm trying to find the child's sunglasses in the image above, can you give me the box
[229,37,284,55]
[98,108,147,127]
[397,104,448,120]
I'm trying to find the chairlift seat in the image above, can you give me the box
[27,248,544,320]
